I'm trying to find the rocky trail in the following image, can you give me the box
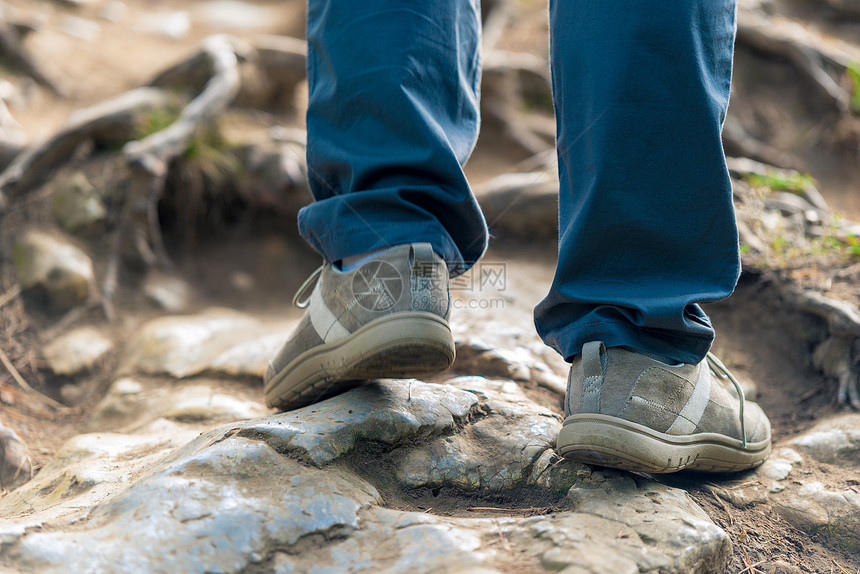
[1,0,860,572]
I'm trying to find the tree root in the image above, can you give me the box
[102,35,243,315]
[777,283,860,408]
[737,7,860,115]
[239,35,307,111]
[0,87,172,197]
[125,35,241,173]
[481,50,554,158]
[722,116,800,171]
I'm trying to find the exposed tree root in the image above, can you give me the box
[737,7,860,115]
[777,283,860,408]
[482,50,554,158]
[103,35,243,316]
[0,87,172,197]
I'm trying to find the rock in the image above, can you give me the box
[396,377,561,491]
[561,473,731,573]
[142,271,193,312]
[50,173,106,234]
[0,375,731,574]
[756,447,804,492]
[13,230,93,312]
[60,15,100,41]
[474,171,559,240]
[773,481,860,549]
[98,1,127,22]
[226,379,478,467]
[193,1,282,29]
[121,308,292,379]
[42,326,113,376]
[269,507,490,574]
[0,431,192,521]
[2,437,381,574]
[454,337,566,394]
[89,378,267,433]
[761,423,860,552]
[133,11,190,39]
[790,414,860,466]
[0,425,32,491]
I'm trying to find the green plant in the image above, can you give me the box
[847,234,860,257]
[848,61,860,115]
[743,171,816,194]
[135,106,181,140]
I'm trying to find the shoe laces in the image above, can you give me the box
[706,352,747,448]
[292,266,323,309]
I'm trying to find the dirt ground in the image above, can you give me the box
[2,1,860,572]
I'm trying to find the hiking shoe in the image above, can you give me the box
[557,341,771,473]
[264,243,455,411]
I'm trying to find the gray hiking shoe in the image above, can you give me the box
[264,243,455,411]
[557,342,771,473]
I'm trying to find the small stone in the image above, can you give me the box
[121,309,259,378]
[51,173,106,233]
[193,1,282,29]
[790,414,860,466]
[143,271,193,312]
[14,230,94,312]
[60,16,100,41]
[42,326,113,376]
[133,11,190,39]
[229,271,254,292]
[0,425,32,491]
[759,459,794,482]
[89,379,266,433]
[99,1,127,22]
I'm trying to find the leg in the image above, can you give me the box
[535,0,740,365]
[543,0,772,472]
[266,0,487,411]
[299,0,487,276]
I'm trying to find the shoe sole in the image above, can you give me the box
[557,413,771,473]
[265,312,455,411]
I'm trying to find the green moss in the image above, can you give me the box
[743,171,816,194]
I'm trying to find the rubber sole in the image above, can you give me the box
[557,413,771,473]
[265,312,455,411]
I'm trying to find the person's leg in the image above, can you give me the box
[535,0,740,365]
[299,0,487,276]
[543,0,772,472]
[266,0,487,411]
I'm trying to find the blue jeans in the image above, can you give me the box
[298,0,740,365]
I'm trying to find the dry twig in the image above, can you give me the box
[0,284,20,310]
[0,346,67,410]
